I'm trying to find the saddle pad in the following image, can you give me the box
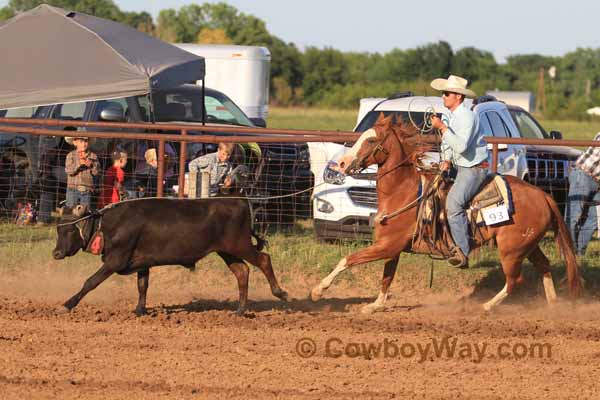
[469,175,513,225]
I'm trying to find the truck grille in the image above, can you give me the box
[526,153,569,181]
[347,187,378,208]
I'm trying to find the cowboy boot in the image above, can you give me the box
[448,247,469,269]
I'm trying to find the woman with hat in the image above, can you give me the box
[64,135,99,209]
[429,75,488,268]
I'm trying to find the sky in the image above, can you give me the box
[5,0,599,62]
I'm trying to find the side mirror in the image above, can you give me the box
[250,117,267,128]
[486,143,508,152]
[549,131,563,140]
[100,106,125,122]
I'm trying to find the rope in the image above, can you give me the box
[57,181,328,226]
[407,97,437,134]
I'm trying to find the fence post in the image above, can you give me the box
[491,143,498,174]
[157,139,165,197]
[178,129,187,198]
[201,171,210,198]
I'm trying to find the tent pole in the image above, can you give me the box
[202,79,206,126]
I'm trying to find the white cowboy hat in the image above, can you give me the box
[430,74,476,98]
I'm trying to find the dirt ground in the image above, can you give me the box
[1,263,599,400]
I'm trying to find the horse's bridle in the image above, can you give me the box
[353,127,415,179]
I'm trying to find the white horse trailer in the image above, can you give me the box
[174,44,270,125]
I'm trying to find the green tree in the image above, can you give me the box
[156,9,179,43]
[302,47,349,104]
[269,37,303,90]
[452,47,497,82]
[197,27,232,44]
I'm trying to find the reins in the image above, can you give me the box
[362,124,443,224]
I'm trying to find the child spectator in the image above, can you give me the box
[99,150,127,208]
[134,148,159,198]
[64,136,99,208]
[188,142,235,195]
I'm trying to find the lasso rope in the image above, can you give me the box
[56,181,328,227]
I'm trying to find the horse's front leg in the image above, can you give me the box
[310,242,399,302]
[361,256,399,314]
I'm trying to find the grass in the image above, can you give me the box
[269,107,357,132]
[538,119,600,141]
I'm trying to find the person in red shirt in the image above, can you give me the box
[99,150,127,208]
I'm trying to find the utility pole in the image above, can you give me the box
[536,67,547,115]
[586,78,591,102]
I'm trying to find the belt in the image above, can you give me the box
[473,161,489,169]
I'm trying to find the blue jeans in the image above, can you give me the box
[446,166,489,255]
[565,168,600,256]
[66,188,91,208]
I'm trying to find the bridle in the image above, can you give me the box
[353,127,416,180]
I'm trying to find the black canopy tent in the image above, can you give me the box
[0,4,205,110]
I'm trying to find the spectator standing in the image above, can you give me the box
[566,132,600,256]
[64,136,99,208]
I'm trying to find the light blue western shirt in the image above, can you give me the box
[440,102,487,167]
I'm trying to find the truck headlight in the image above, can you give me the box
[323,161,346,185]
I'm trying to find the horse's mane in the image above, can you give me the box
[371,113,435,169]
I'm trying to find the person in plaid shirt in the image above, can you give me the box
[566,132,600,256]
[64,136,99,209]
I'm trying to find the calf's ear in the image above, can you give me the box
[73,205,89,217]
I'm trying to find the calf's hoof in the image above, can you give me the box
[57,305,72,315]
[134,307,147,317]
[62,300,76,312]
[233,306,247,316]
[274,289,289,302]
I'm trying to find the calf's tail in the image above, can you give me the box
[251,229,267,251]
[544,193,583,298]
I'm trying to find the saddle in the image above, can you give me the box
[412,174,513,257]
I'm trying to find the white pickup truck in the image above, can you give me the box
[309,93,581,241]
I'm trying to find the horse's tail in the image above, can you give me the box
[544,193,583,298]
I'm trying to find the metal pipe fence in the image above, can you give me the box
[0,118,359,233]
[1,117,598,253]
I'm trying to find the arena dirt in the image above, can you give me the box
[1,263,599,399]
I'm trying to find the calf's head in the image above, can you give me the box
[52,205,91,260]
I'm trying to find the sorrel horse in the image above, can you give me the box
[310,114,582,313]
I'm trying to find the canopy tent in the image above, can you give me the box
[0,4,205,110]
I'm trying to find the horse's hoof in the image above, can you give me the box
[361,304,385,315]
[310,287,323,302]
[482,303,493,313]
